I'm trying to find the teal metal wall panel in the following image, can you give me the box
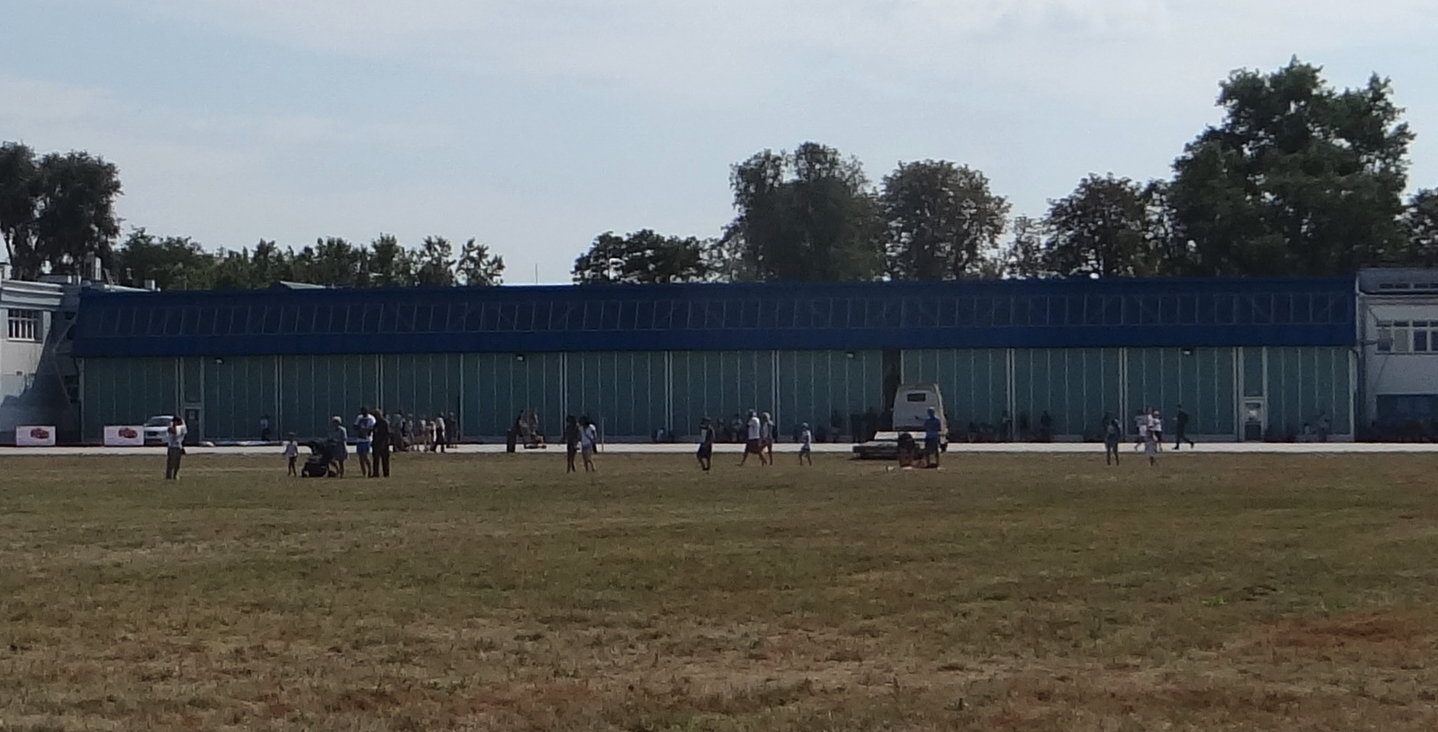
[903,349,1010,428]
[670,351,778,438]
[773,350,885,440]
[1126,347,1238,436]
[379,353,461,427]
[1013,348,1123,438]
[203,356,278,441]
[81,357,178,440]
[461,352,564,439]
[565,352,669,438]
[1266,346,1351,438]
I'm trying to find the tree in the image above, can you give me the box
[457,238,505,286]
[365,234,417,287]
[881,160,1009,280]
[1398,189,1438,267]
[1169,58,1413,276]
[414,236,456,287]
[0,142,38,277]
[112,229,216,290]
[292,237,367,287]
[1002,216,1046,279]
[1033,175,1162,278]
[31,151,123,277]
[572,230,708,285]
[725,143,882,282]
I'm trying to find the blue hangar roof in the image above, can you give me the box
[71,277,1357,358]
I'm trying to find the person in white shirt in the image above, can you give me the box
[580,416,598,472]
[799,422,813,466]
[740,409,767,466]
[354,407,377,477]
[760,412,775,461]
[283,432,299,476]
[1149,409,1164,452]
[164,415,187,480]
[1133,408,1148,452]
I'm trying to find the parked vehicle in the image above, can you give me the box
[142,415,174,444]
[852,384,948,459]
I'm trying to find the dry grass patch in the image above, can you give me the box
[1,451,1437,730]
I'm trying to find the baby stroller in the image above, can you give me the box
[301,440,338,478]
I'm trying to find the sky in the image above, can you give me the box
[4,0,1438,284]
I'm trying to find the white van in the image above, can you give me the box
[852,384,948,459]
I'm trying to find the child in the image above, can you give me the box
[284,432,299,476]
[799,422,813,466]
[1144,421,1160,466]
[697,417,714,471]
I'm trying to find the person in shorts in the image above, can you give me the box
[740,410,767,466]
[697,417,715,471]
[760,412,775,461]
[354,407,376,477]
[328,416,349,477]
[1149,409,1164,451]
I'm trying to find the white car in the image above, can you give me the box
[142,415,175,444]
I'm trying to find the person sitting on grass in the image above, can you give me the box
[896,431,918,469]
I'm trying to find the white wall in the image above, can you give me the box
[1359,297,1438,423]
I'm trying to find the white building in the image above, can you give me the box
[1356,268,1438,439]
[0,275,67,443]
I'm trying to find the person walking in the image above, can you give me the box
[164,415,187,480]
[371,408,392,477]
[760,412,775,462]
[1174,404,1195,450]
[1144,418,1160,466]
[740,410,767,466]
[1103,413,1122,466]
[1150,409,1164,451]
[563,415,580,473]
[798,422,813,466]
[697,417,715,471]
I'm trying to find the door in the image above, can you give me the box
[1242,398,1265,442]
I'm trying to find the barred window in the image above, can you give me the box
[6,309,41,342]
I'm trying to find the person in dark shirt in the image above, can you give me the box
[696,417,715,471]
[371,408,392,477]
[1174,404,1195,450]
[563,415,581,473]
[922,408,943,468]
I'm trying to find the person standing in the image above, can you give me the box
[740,410,767,466]
[923,407,943,468]
[563,415,580,473]
[1133,408,1148,451]
[371,408,392,478]
[697,417,715,471]
[760,412,775,462]
[260,414,272,442]
[447,412,459,449]
[329,416,349,478]
[1144,418,1160,466]
[283,432,299,476]
[1103,413,1122,465]
[354,407,376,477]
[1174,404,1195,450]
[434,414,447,454]
[1150,409,1164,451]
[164,415,187,479]
[579,416,598,472]
[798,422,813,466]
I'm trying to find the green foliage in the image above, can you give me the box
[1025,175,1172,278]
[456,238,505,286]
[725,143,883,282]
[0,144,121,279]
[1399,189,1438,268]
[113,229,216,290]
[1169,58,1414,275]
[881,160,1009,280]
[572,230,709,285]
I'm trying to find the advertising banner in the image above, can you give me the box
[103,425,145,447]
[16,426,56,447]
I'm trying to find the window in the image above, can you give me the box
[1416,322,1431,353]
[7,309,41,341]
[1377,321,1393,352]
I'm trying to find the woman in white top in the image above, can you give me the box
[580,417,598,472]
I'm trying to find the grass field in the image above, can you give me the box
[2,450,1437,731]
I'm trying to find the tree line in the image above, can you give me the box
[3,59,1436,291]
